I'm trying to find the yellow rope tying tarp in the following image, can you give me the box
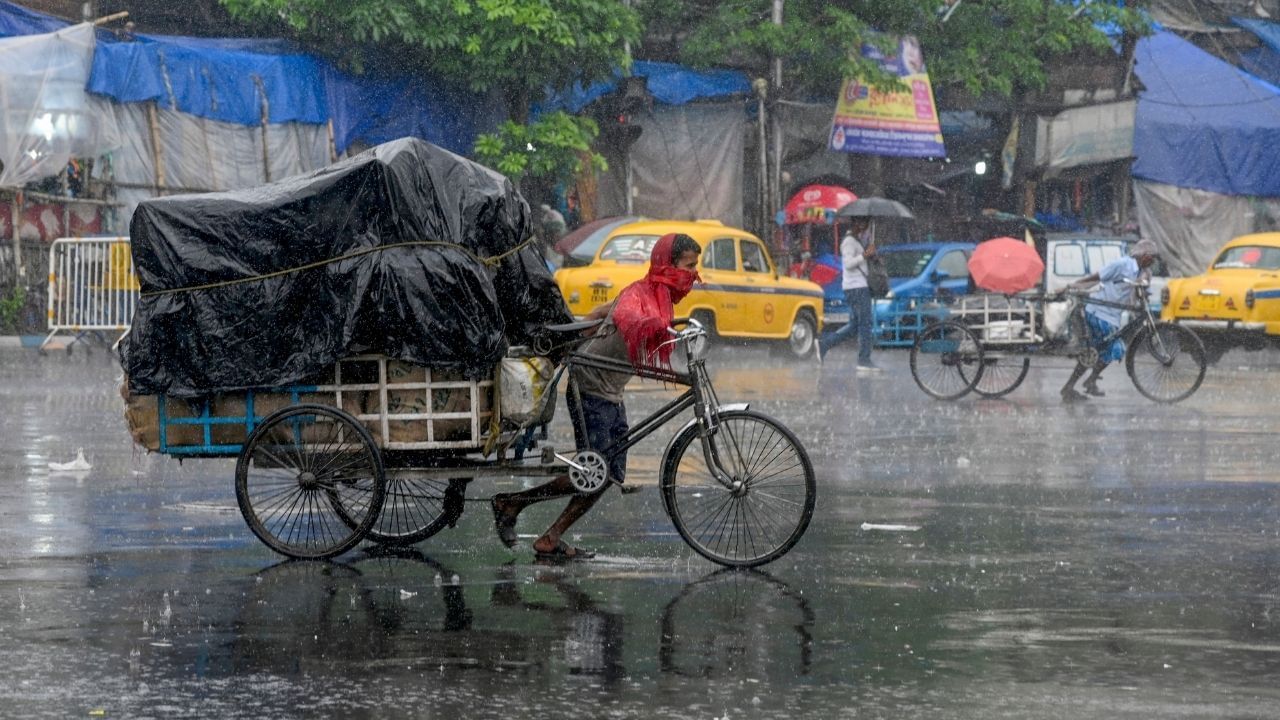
[139,238,533,299]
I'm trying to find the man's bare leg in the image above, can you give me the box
[492,477,605,554]
[1082,361,1107,396]
[1061,360,1090,401]
[531,491,606,555]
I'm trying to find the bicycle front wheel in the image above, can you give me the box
[660,410,815,568]
[1125,322,1207,403]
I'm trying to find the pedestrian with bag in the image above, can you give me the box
[816,216,882,372]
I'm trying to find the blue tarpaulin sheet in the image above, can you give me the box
[1133,30,1280,196]
[535,60,750,116]
[88,34,330,126]
[0,0,68,36]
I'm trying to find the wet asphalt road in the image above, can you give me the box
[1,343,1279,719]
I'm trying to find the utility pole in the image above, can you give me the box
[622,0,635,215]
[771,0,784,224]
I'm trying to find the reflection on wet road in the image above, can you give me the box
[0,347,1278,718]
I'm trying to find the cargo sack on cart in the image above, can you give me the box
[499,356,557,428]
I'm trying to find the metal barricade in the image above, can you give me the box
[41,237,139,353]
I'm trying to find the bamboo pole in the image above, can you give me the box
[326,118,338,164]
[146,102,166,196]
[10,193,21,280]
[256,76,272,182]
[91,11,130,26]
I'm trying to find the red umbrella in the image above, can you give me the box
[784,185,857,225]
[968,236,1045,293]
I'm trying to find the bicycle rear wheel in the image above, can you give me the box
[1126,322,1206,403]
[660,410,815,568]
[910,321,983,400]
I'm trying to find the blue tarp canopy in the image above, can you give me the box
[1133,30,1280,196]
[88,34,330,126]
[535,60,751,116]
[0,0,68,36]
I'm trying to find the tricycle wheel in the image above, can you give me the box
[961,354,1030,398]
[235,404,386,560]
[364,474,466,546]
[910,321,984,400]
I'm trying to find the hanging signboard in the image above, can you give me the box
[829,35,946,158]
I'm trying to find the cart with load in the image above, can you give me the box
[907,282,1207,403]
[121,138,815,567]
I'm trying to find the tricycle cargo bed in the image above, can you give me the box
[124,356,497,456]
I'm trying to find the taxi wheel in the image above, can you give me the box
[784,312,817,358]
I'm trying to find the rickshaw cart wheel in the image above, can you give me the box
[235,404,386,560]
[910,321,984,400]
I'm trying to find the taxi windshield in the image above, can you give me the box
[880,249,935,278]
[599,234,660,263]
[1213,245,1280,270]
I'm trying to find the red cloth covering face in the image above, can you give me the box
[613,233,701,368]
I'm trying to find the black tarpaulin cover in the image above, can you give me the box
[120,137,571,398]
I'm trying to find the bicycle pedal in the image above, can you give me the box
[540,446,556,464]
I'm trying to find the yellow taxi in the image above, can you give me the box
[555,219,825,357]
[1162,232,1280,360]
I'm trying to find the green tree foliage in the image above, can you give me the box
[473,111,608,182]
[220,0,641,185]
[639,0,1149,99]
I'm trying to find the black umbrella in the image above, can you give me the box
[836,197,915,219]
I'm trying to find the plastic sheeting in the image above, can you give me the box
[1133,31,1280,197]
[1134,178,1280,277]
[96,97,332,225]
[595,103,745,226]
[122,137,571,397]
[1235,17,1280,53]
[0,23,117,188]
[1033,100,1135,173]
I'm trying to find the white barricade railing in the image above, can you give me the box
[42,237,139,351]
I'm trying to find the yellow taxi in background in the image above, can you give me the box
[1162,231,1280,362]
[555,219,825,358]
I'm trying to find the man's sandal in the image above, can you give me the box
[533,541,596,561]
[490,496,519,548]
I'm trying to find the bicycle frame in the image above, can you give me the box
[562,325,742,491]
[1076,284,1170,362]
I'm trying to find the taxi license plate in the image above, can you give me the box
[1196,295,1219,311]
[591,287,610,304]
